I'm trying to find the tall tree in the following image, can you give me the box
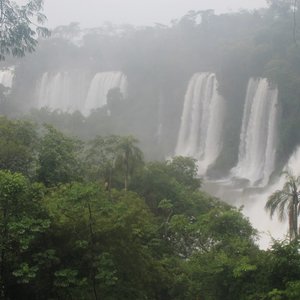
[166,156,201,191]
[265,171,300,241]
[115,136,143,191]
[0,116,38,177]
[37,125,82,186]
[0,170,49,299]
[0,0,49,60]
[84,135,121,189]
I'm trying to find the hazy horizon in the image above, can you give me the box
[16,0,268,29]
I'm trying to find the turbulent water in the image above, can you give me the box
[35,71,127,115]
[242,146,300,248]
[0,68,14,88]
[231,78,278,186]
[175,73,225,174]
[204,146,300,249]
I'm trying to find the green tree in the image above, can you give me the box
[85,135,144,191]
[0,116,38,177]
[0,0,49,60]
[37,124,82,186]
[107,87,124,114]
[166,156,201,191]
[131,159,208,216]
[265,171,300,241]
[115,136,144,191]
[84,135,121,189]
[44,183,163,300]
[258,240,300,300]
[180,207,259,300]
[0,170,49,299]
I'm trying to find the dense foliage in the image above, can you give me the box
[0,116,299,299]
[1,1,300,298]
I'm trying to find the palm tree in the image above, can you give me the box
[85,135,143,191]
[265,171,300,241]
[85,135,121,190]
[115,136,144,191]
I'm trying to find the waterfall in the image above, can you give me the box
[242,146,300,248]
[83,71,127,116]
[36,71,90,112]
[175,73,225,174]
[0,67,14,88]
[35,71,127,115]
[231,78,278,186]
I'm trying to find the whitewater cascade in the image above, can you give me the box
[175,73,225,174]
[242,145,300,248]
[0,67,14,88]
[35,71,127,115]
[231,78,278,186]
[83,72,127,116]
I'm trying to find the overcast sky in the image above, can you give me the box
[21,0,268,28]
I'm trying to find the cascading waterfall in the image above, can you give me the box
[231,78,278,186]
[83,71,127,116]
[36,71,91,112]
[0,67,14,88]
[35,71,127,115]
[175,73,225,174]
[242,146,300,248]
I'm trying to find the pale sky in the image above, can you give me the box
[19,0,268,28]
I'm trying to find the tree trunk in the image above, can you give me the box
[88,203,98,300]
[289,207,294,241]
[124,156,129,192]
[292,192,298,240]
[0,200,8,300]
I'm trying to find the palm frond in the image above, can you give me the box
[265,190,290,219]
[266,170,300,240]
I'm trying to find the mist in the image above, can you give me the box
[1,0,300,298]
[18,0,267,28]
